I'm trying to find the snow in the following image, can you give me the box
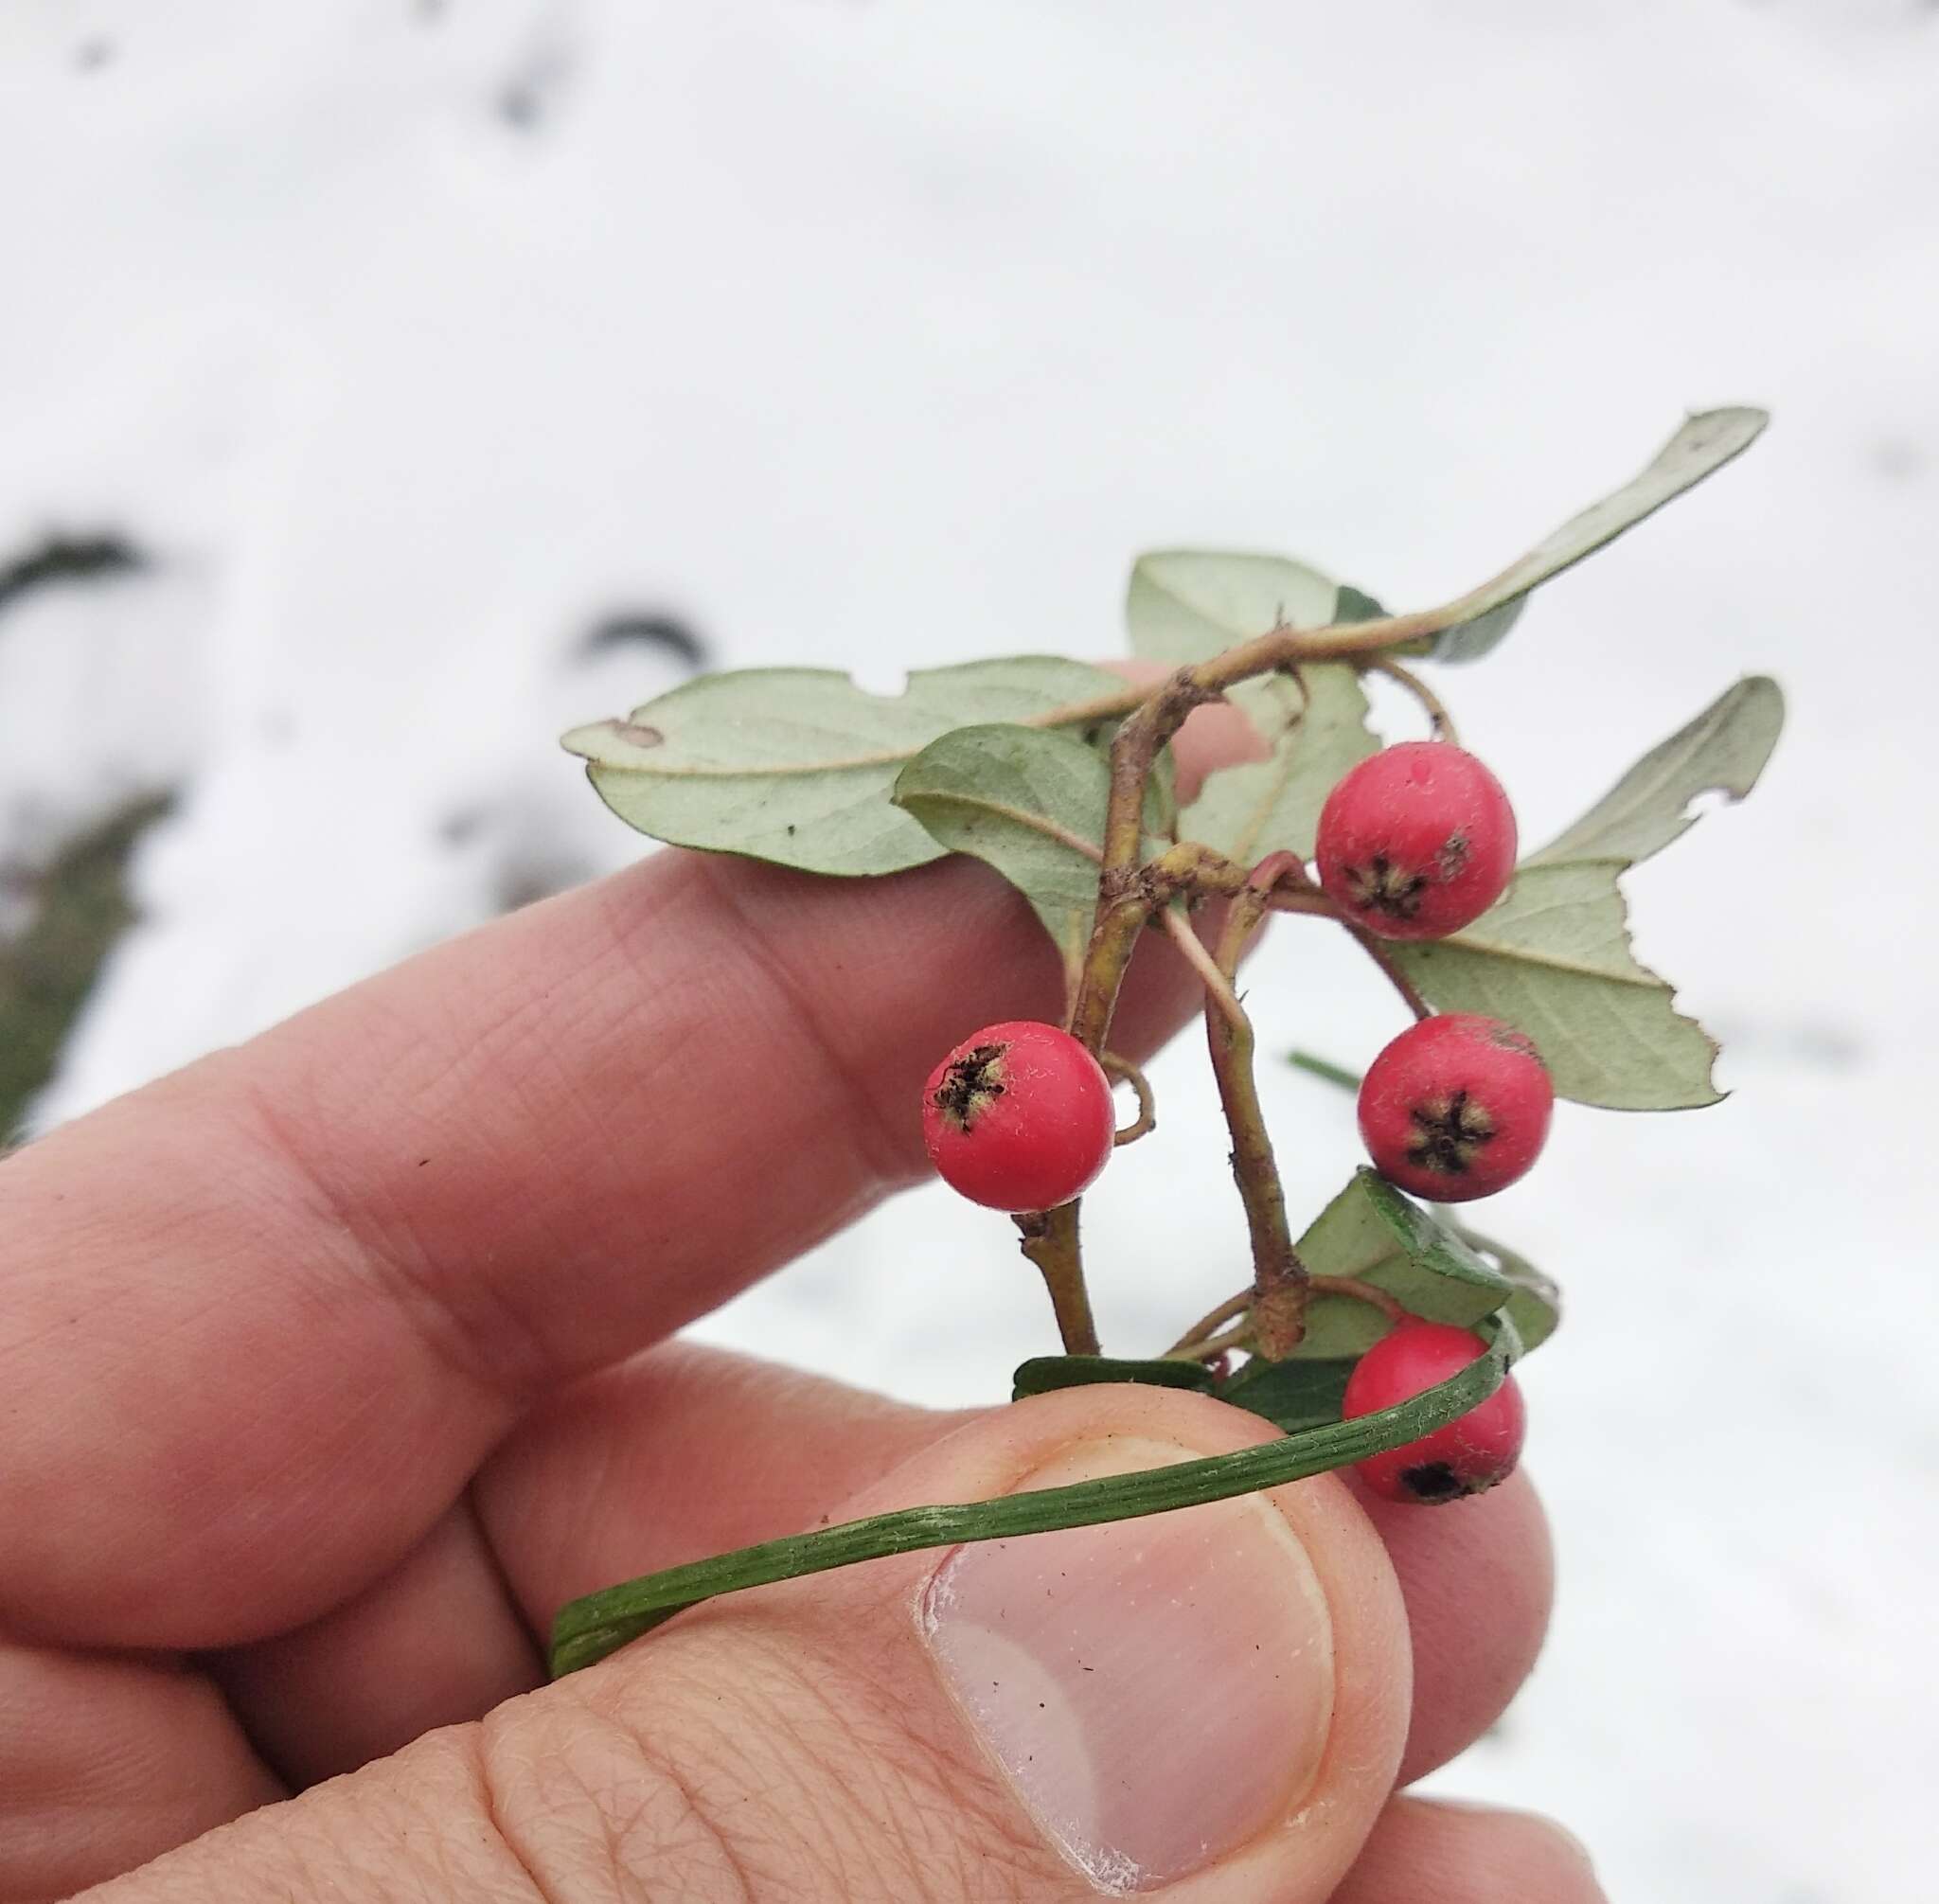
[3,2,1936,1896]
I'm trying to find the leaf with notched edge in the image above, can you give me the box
[561,658,1127,877]
[1389,863,1722,1110]
[1527,675,1784,870]
[1387,676,1785,1110]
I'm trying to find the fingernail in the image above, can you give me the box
[919,1437,1333,1894]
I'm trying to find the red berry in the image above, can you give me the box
[1342,1322,1526,1504]
[1358,1012,1553,1201]
[922,1020,1116,1213]
[1316,741,1517,940]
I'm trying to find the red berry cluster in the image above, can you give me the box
[920,741,1553,1505]
[1317,742,1555,1205]
[1320,741,1540,1501]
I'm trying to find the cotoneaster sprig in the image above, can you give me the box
[549,408,1783,1677]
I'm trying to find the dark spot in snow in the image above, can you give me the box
[0,532,146,619]
[579,614,709,670]
[438,808,488,848]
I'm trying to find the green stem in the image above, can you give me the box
[550,1326,1512,1677]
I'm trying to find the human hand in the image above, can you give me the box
[0,714,1599,1903]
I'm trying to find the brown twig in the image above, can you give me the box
[1194,869,1310,1358]
[1308,1274,1408,1324]
[1101,1052,1156,1146]
[1361,655,1461,745]
[1163,1289,1253,1358]
[1344,925,1433,1021]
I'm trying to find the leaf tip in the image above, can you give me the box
[561,717,666,765]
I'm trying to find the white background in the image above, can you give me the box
[2,3,1934,1897]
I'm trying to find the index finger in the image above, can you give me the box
[0,704,1261,1649]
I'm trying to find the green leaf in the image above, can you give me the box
[1387,863,1719,1109]
[1527,675,1785,870]
[1125,551,1349,664]
[1430,408,1769,661]
[1289,1168,1515,1359]
[892,725,1170,970]
[1443,1222,1560,1353]
[1124,551,1389,741]
[1012,1355,1219,1400]
[561,657,1126,877]
[1384,677,1785,1108]
[1216,1356,1357,1433]
[1429,598,1525,665]
[1334,583,1392,625]
[549,1317,1516,1677]
[1178,663,1379,863]
[1124,554,1384,863]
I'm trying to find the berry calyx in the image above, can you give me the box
[1358,1012,1554,1201]
[922,1020,1116,1213]
[1342,1321,1527,1504]
[1316,740,1518,940]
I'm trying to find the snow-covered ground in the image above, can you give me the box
[3,3,1935,1896]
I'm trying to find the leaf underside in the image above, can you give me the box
[1386,676,1785,1111]
[1528,675,1785,869]
[1390,863,1721,1110]
[1181,663,1379,863]
[1123,550,1385,862]
[1429,407,1770,661]
[561,657,1127,877]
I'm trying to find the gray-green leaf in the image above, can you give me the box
[1178,663,1379,863]
[562,658,1125,877]
[1387,863,1719,1109]
[892,725,1168,972]
[1431,408,1769,661]
[1125,550,1387,736]
[1527,675,1784,869]
[1384,676,1786,1109]
[1125,551,1349,664]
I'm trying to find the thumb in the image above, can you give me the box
[84,1385,1410,1904]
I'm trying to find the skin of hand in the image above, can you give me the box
[0,704,1602,1904]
